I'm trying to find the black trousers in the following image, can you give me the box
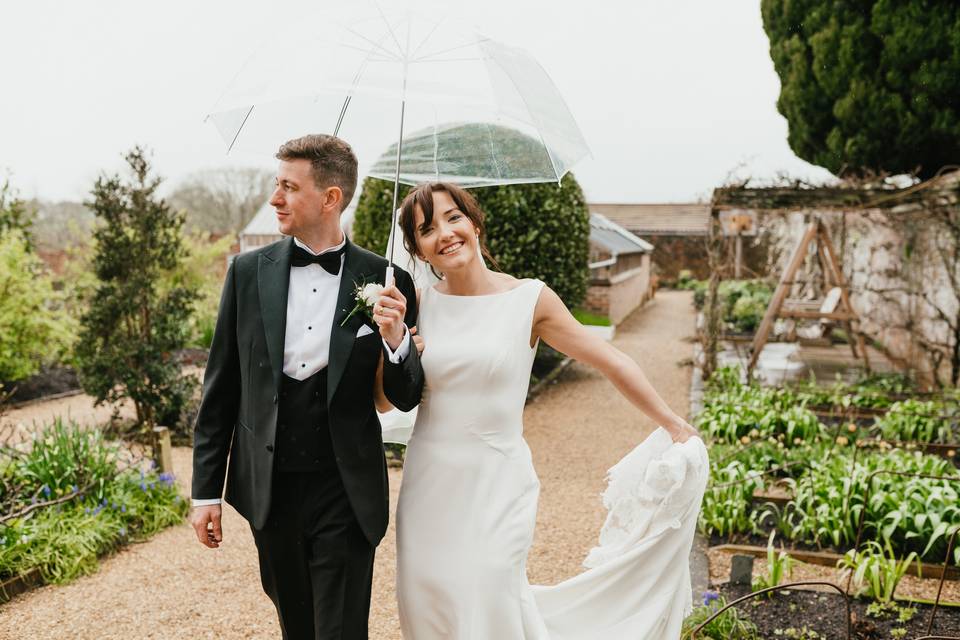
[251,470,375,640]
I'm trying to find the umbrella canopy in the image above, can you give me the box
[205,3,590,187]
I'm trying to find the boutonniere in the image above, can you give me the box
[340,280,383,327]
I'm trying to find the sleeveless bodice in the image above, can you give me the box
[411,279,543,455]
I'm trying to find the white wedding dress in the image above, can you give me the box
[395,279,709,640]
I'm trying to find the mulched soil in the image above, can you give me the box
[4,366,80,404]
[718,582,960,639]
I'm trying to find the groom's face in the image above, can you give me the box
[270,159,339,238]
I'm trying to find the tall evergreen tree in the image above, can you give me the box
[76,147,197,431]
[762,0,960,178]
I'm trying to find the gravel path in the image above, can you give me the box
[0,291,695,639]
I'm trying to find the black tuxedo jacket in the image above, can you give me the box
[191,236,424,545]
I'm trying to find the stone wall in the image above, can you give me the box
[763,210,952,385]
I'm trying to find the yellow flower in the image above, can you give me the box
[836,436,849,446]
[749,429,760,438]
[793,438,802,446]
[947,449,956,458]
[740,436,751,445]
[847,424,857,433]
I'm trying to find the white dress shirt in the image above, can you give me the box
[192,236,410,507]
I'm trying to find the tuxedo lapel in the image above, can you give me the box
[258,237,294,391]
[328,239,378,404]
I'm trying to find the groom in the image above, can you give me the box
[190,134,424,639]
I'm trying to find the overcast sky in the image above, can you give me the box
[0,0,834,204]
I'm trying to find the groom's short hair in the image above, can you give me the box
[276,134,358,213]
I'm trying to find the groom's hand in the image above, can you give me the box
[190,504,223,548]
[374,285,407,349]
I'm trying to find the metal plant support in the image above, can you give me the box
[689,581,852,640]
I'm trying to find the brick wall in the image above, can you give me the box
[585,255,652,325]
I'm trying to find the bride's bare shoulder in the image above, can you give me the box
[492,272,527,291]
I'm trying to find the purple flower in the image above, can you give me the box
[118,526,127,537]
[101,498,108,507]
[159,472,175,486]
[85,507,91,515]
[139,482,148,492]
[71,485,78,494]
[702,591,720,607]
[30,495,37,505]
[41,485,51,497]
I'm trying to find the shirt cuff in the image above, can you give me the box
[383,326,411,363]
[192,498,222,507]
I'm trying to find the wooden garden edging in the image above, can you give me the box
[0,568,42,604]
[711,544,960,582]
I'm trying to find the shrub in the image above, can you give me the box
[352,175,590,308]
[75,147,198,432]
[159,230,234,349]
[0,230,75,382]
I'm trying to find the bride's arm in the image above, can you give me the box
[532,286,698,442]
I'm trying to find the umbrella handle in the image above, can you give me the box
[385,265,395,288]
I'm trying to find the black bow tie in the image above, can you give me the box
[290,244,344,275]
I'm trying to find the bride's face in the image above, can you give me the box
[414,189,480,273]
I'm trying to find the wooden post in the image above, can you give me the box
[702,210,725,380]
[153,426,174,474]
[734,232,743,278]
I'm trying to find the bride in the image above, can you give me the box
[374,182,708,639]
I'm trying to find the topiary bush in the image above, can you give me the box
[352,175,590,308]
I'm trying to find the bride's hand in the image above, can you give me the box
[410,326,425,355]
[667,420,700,443]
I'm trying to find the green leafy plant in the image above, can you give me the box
[875,399,953,444]
[773,626,825,639]
[837,540,919,603]
[753,531,795,594]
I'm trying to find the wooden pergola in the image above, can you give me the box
[702,170,960,379]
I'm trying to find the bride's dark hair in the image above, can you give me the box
[398,182,500,276]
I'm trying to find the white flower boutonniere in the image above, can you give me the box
[341,281,383,327]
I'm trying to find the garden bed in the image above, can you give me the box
[5,366,81,406]
[0,418,188,602]
[711,582,960,639]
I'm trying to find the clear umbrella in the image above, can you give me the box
[206,1,590,275]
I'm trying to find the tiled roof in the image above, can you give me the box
[589,203,710,235]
